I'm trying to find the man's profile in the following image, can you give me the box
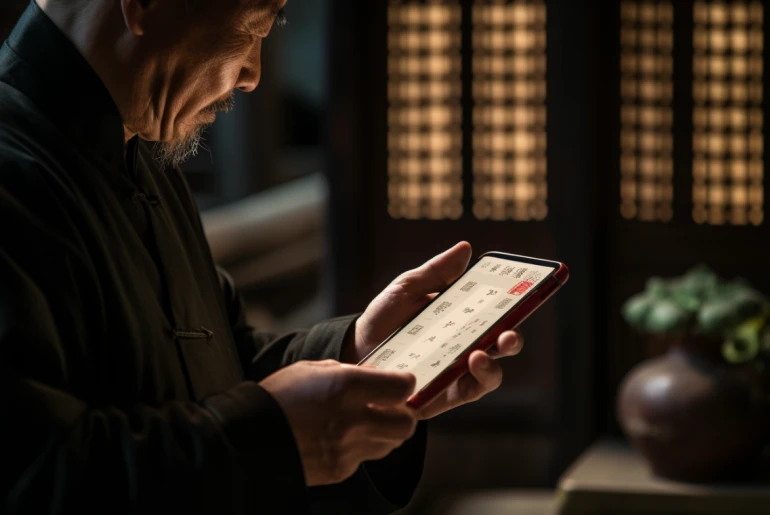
[0,1,523,513]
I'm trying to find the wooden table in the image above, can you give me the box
[423,490,556,515]
[420,440,770,514]
[556,440,770,514]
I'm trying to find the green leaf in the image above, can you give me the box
[679,265,718,299]
[645,299,689,333]
[698,299,741,334]
[645,277,668,298]
[671,291,701,313]
[721,316,764,364]
[622,293,655,328]
[730,288,768,320]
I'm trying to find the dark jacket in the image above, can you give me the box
[0,3,425,514]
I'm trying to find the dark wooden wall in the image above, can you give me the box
[326,0,606,490]
[325,0,770,499]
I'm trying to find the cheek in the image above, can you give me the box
[197,39,252,90]
[167,36,252,131]
[219,55,248,86]
[179,54,242,111]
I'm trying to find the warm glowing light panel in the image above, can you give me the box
[472,0,548,221]
[387,2,463,220]
[620,1,674,222]
[692,1,764,226]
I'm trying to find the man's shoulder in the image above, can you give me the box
[0,78,45,132]
[0,136,48,199]
[0,124,54,205]
[0,98,79,251]
[0,80,55,175]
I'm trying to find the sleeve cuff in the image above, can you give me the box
[202,381,308,514]
[294,313,360,362]
[362,420,428,508]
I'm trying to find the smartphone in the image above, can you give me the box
[358,251,569,409]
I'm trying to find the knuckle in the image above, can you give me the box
[490,366,504,389]
[490,376,503,393]
[327,371,352,401]
[394,270,412,284]
[328,448,356,483]
[374,443,397,460]
[317,359,339,368]
[408,412,419,431]
[402,416,418,439]
[289,359,310,370]
[337,367,358,386]
[392,271,417,291]
[330,413,356,443]
[400,373,417,392]
[398,418,417,440]
[327,453,345,483]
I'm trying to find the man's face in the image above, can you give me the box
[128,0,286,166]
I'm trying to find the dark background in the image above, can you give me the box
[1,0,767,512]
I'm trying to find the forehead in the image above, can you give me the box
[241,0,287,13]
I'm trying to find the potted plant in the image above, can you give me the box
[617,265,770,482]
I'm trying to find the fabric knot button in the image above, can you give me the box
[132,191,161,206]
[172,327,215,344]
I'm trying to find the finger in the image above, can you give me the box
[487,330,524,359]
[360,405,417,442]
[457,351,503,402]
[397,241,473,294]
[343,367,416,404]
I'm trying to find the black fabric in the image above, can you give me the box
[0,2,425,514]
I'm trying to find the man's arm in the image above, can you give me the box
[217,266,359,380]
[0,248,308,514]
[217,267,428,513]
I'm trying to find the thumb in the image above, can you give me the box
[399,241,473,293]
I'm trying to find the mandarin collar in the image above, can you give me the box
[1,1,127,167]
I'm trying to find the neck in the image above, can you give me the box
[36,0,140,143]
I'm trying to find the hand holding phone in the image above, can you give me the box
[260,360,417,486]
[359,251,568,410]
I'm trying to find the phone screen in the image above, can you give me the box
[360,255,557,392]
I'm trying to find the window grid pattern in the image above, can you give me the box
[387,1,463,220]
[619,2,674,222]
[692,1,764,226]
[472,0,548,221]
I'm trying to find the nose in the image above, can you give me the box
[236,39,262,93]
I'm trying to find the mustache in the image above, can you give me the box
[202,93,235,114]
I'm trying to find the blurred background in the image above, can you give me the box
[2,0,768,513]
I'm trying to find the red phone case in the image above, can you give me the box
[405,260,569,409]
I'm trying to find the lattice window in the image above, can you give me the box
[692,1,764,226]
[472,0,548,221]
[387,1,463,220]
[619,1,674,222]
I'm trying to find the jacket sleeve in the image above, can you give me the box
[0,245,308,515]
[217,267,428,514]
[217,266,359,381]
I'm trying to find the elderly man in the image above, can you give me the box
[0,1,524,513]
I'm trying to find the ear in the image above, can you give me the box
[121,0,153,36]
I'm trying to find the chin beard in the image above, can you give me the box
[153,93,235,169]
[153,124,207,169]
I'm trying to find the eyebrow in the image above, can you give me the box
[274,8,287,28]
